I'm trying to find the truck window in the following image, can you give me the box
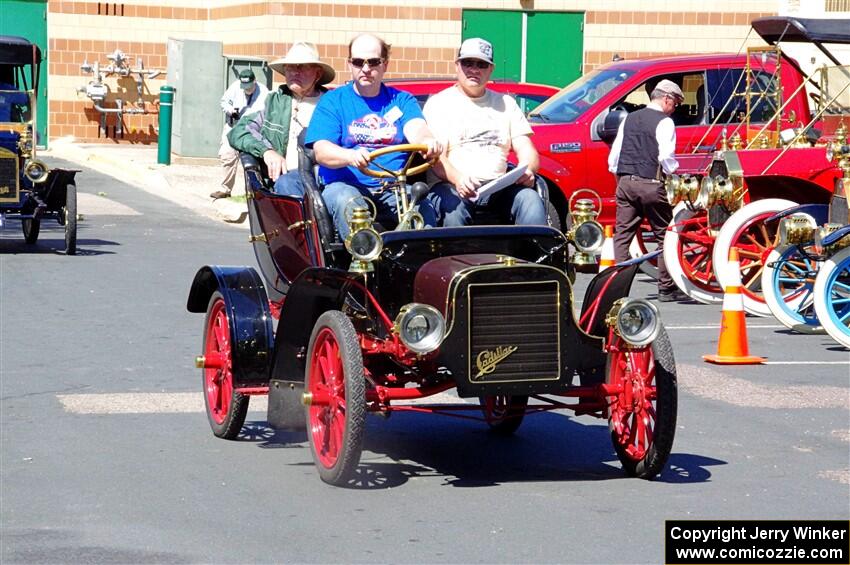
[614,73,707,127]
[529,68,636,124]
[705,68,779,124]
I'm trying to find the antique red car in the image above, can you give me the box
[187,142,678,486]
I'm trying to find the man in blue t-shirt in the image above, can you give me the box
[305,33,442,239]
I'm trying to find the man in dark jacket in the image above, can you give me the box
[228,42,335,197]
[608,78,687,302]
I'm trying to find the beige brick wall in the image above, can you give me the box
[46,0,780,142]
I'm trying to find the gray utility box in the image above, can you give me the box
[167,38,225,158]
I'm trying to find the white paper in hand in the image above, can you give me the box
[471,165,527,203]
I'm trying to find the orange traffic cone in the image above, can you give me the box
[598,225,616,272]
[703,247,766,365]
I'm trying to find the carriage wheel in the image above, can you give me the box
[606,326,677,479]
[22,217,40,244]
[712,199,796,317]
[479,395,528,435]
[761,245,823,334]
[305,310,366,485]
[63,182,78,255]
[663,205,723,304]
[813,247,850,349]
[202,291,249,439]
[629,227,659,279]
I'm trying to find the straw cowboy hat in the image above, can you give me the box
[269,42,335,85]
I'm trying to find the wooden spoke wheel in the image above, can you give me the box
[813,246,850,349]
[663,205,723,304]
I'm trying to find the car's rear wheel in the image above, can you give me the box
[202,291,249,439]
[629,227,660,279]
[305,310,366,486]
[479,395,528,435]
[64,182,77,255]
[22,217,40,244]
[761,245,823,333]
[606,326,677,479]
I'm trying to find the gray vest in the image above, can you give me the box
[617,107,667,180]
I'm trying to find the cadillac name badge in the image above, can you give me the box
[474,345,518,380]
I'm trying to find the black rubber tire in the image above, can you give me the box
[202,291,249,439]
[606,325,677,479]
[545,201,562,232]
[64,182,77,255]
[22,217,40,244]
[479,395,528,435]
[304,310,366,485]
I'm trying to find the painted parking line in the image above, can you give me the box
[56,392,469,415]
[666,324,785,330]
[763,361,850,365]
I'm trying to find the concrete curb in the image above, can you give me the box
[43,138,249,229]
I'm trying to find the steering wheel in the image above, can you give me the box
[360,144,435,179]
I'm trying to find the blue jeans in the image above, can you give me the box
[430,182,547,226]
[323,181,438,240]
[272,169,305,197]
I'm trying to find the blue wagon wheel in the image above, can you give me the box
[814,246,850,349]
[761,245,823,334]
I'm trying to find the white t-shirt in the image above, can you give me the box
[423,85,533,183]
[286,94,321,170]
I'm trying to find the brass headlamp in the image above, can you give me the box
[344,204,383,273]
[665,174,700,207]
[814,223,850,255]
[778,213,817,247]
[23,159,50,184]
[699,175,736,209]
[567,192,604,267]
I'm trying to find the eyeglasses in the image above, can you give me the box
[349,57,384,69]
[666,95,682,108]
[459,59,491,70]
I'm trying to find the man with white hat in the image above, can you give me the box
[608,78,686,302]
[424,37,546,227]
[229,42,335,197]
[213,68,269,199]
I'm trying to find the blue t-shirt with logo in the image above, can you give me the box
[305,82,423,189]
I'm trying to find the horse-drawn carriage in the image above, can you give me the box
[0,36,78,253]
[661,16,849,316]
[187,142,678,485]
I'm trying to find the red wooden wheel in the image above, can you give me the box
[202,291,248,438]
[606,327,677,479]
[663,207,724,304]
[305,311,365,485]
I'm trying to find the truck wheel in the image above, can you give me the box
[712,198,796,317]
[813,247,850,349]
[606,326,677,479]
[663,205,723,304]
[202,291,249,439]
[479,395,528,435]
[22,217,40,244]
[305,310,366,486]
[64,182,77,255]
[761,245,823,334]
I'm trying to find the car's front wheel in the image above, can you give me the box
[606,326,677,479]
[305,310,366,486]
[22,217,40,244]
[63,182,77,255]
[479,395,528,435]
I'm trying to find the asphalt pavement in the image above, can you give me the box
[43,137,251,226]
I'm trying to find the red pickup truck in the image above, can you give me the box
[527,51,813,226]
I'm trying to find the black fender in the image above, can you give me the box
[187,265,274,388]
[41,168,79,211]
[271,267,364,383]
[767,203,828,225]
[580,252,652,338]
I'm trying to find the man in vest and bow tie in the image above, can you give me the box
[608,78,687,302]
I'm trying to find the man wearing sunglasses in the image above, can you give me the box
[607,78,687,302]
[423,37,546,227]
[305,33,442,239]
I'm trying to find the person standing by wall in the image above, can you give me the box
[608,79,686,302]
[212,68,268,199]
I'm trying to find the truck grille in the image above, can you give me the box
[468,280,560,384]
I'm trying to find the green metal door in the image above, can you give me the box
[0,0,48,146]
[462,9,583,88]
[462,10,522,82]
[526,12,583,87]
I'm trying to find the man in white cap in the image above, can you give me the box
[424,37,546,227]
[608,78,686,302]
[214,68,269,199]
[228,42,335,197]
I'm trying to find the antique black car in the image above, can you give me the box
[0,35,78,254]
[187,144,678,486]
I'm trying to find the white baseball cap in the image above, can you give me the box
[456,38,494,65]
